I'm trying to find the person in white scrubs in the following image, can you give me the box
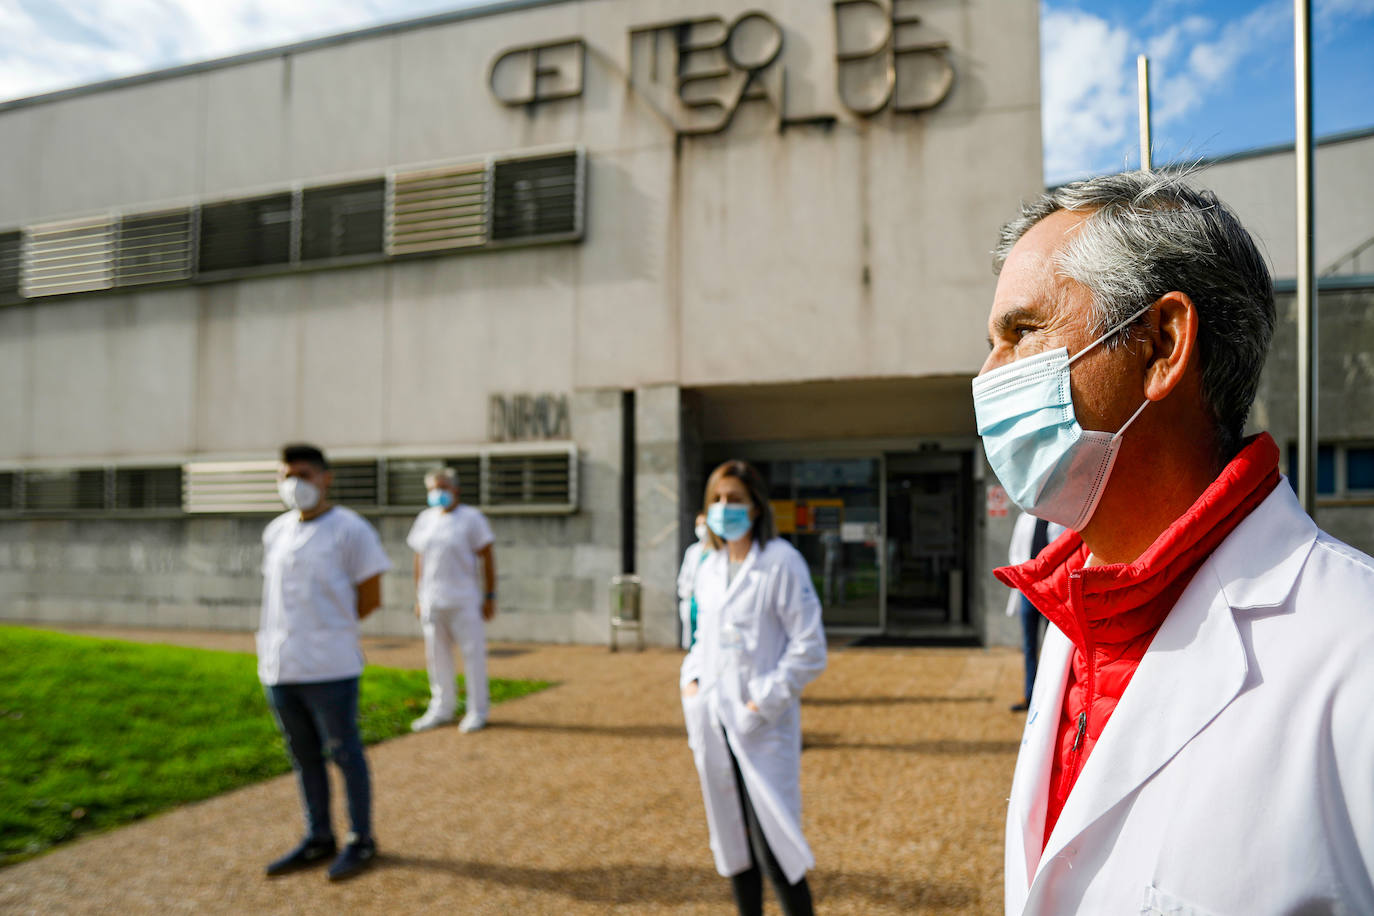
[676,511,711,650]
[681,460,827,916]
[406,467,497,733]
[259,443,391,882]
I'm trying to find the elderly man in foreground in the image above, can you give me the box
[975,171,1374,915]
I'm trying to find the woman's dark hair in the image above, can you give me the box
[702,460,776,550]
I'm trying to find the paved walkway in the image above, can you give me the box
[0,626,1024,915]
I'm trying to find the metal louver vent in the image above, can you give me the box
[387,163,488,256]
[21,469,107,511]
[301,180,385,261]
[330,460,381,505]
[386,456,480,507]
[198,194,294,273]
[485,446,577,513]
[490,151,582,243]
[0,471,16,511]
[183,461,281,513]
[23,216,115,297]
[116,209,195,287]
[113,466,183,510]
[0,231,20,304]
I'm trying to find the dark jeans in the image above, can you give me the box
[726,744,814,916]
[265,677,372,843]
[1019,594,1045,703]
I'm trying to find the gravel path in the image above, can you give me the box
[0,626,1024,914]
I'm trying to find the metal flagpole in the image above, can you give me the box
[1295,0,1317,515]
[1137,55,1152,171]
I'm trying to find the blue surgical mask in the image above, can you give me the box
[707,502,753,542]
[427,488,455,509]
[971,304,1152,531]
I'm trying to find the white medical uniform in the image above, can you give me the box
[1005,483,1374,915]
[677,539,710,650]
[680,537,827,885]
[257,506,392,685]
[407,504,496,720]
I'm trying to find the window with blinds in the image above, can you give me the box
[7,146,586,303]
[113,467,183,510]
[0,231,20,304]
[116,208,196,287]
[20,469,107,511]
[198,193,295,273]
[330,460,381,505]
[300,180,385,261]
[490,151,583,243]
[4,448,575,517]
[385,456,482,507]
[485,446,577,513]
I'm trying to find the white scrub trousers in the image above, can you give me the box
[420,603,489,721]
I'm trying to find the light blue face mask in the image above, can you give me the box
[707,502,753,542]
[427,488,455,509]
[971,303,1152,531]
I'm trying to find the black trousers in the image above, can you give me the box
[725,742,815,916]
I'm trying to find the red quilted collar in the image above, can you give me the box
[996,433,1281,650]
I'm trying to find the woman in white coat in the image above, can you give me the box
[681,460,827,916]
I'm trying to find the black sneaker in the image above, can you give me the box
[265,836,337,877]
[327,839,377,881]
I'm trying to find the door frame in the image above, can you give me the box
[701,436,980,637]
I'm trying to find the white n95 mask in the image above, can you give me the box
[278,477,321,512]
[971,304,1152,531]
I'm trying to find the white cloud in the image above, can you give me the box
[1317,0,1374,22]
[1040,8,1137,181]
[0,0,471,103]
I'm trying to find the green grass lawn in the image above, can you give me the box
[0,626,549,865]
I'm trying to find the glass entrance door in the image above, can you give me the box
[753,458,882,630]
[883,451,973,633]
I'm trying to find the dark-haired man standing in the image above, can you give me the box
[259,443,391,882]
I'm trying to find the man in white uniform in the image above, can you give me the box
[259,444,391,882]
[977,172,1374,914]
[407,467,497,733]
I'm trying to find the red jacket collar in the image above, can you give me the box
[996,433,1281,650]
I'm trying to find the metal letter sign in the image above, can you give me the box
[489,38,586,108]
[488,7,956,129]
[833,0,954,115]
[489,393,572,442]
[628,11,786,135]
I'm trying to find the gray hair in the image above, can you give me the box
[993,169,1275,460]
[424,466,459,489]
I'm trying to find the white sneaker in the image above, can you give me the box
[457,713,487,734]
[410,711,453,733]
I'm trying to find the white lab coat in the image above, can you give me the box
[1005,483,1374,915]
[680,537,827,884]
[677,540,710,650]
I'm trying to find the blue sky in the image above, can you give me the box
[1043,0,1374,182]
[1,0,1371,184]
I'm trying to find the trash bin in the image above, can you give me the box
[609,574,643,652]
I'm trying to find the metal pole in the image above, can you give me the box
[1295,0,1317,515]
[1137,55,1152,171]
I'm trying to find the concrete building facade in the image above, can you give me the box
[0,0,1369,647]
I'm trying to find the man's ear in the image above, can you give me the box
[1143,291,1199,402]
